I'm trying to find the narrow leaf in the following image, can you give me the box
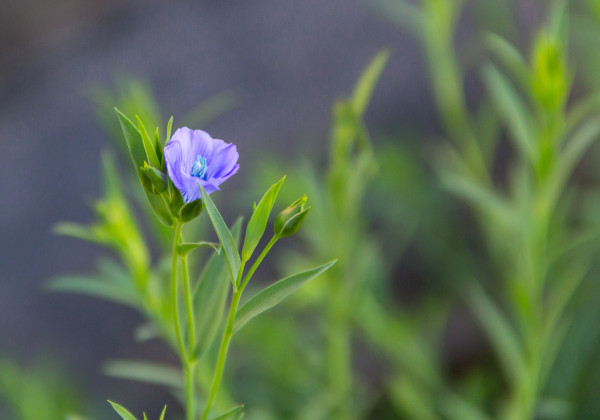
[104,360,183,390]
[46,276,138,308]
[368,0,424,36]
[53,222,98,244]
[352,49,390,117]
[241,176,286,261]
[194,218,242,358]
[159,406,167,420]
[199,183,241,285]
[483,64,537,163]
[234,260,337,333]
[177,241,221,256]
[485,33,530,91]
[108,401,137,420]
[115,108,146,178]
[165,116,174,147]
[135,115,160,168]
[116,109,173,226]
[212,405,244,420]
[468,284,526,385]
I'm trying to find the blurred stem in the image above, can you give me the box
[201,263,245,420]
[326,301,351,420]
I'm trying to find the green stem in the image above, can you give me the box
[182,254,196,355]
[171,222,186,357]
[172,222,196,420]
[240,236,278,291]
[201,286,243,420]
[326,294,351,420]
[185,362,196,420]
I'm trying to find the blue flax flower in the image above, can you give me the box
[164,128,239,203]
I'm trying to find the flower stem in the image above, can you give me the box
[182,254,196,355]
[201,282,243,420]
[185,361,197,420]
[171,222,186,357]
[172,222,197,420]
[239,235,278,291]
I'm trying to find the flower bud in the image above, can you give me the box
[531,31,567,111]
[179,198,204,222]
[274,195,310,238]
[141,162,168,194]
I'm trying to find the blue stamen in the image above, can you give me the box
[191,155,208,180]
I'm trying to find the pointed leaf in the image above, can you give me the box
[468,284,526,385]
[234,260,337,333]
[116,109,173,226]
[485,33,530,91]
[199,183,241,285]
[483,64,537,163]
[159,406,167,420]
[135,115,160,168]
[212,405,244,420]
[177,241,221,256]
[193,218,242,358]
[104,360,183,390]
[241,176,286,261]
[352,49,390,117]
[108,401,137,420]
[165,116,174,147]
[46,275,138,308]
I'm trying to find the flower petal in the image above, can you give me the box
[208,139,239,179]
[164,139,186,193]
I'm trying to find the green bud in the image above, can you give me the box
[170,186,184,216]
[179,198,204,223]
[531,31,567,110]
[141,162,168,194]
[274,195,310,238]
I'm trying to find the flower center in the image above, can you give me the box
[190,155,208,180]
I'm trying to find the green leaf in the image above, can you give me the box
[233,260,337,333]
[116,108,146,178]
[199,183,241,285]
[116,109,174,226]
[241,176,286,261]
[53,222,98,244]
[351,49,390,117]
[193,218,243,358]
[103,360,183,390]
[159,406,167,420]
[468,284,526,386]
[485,33,530,91]
[136,115,160,168]
[177,241,221,256]
[165,116,174,147]
[212,405,244,420]
[368,0,424,36]
[46,275,138,308]
[134,323,161,342]
[179,198,204,222]
[483,64,537,164]
[108,401,137,420]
